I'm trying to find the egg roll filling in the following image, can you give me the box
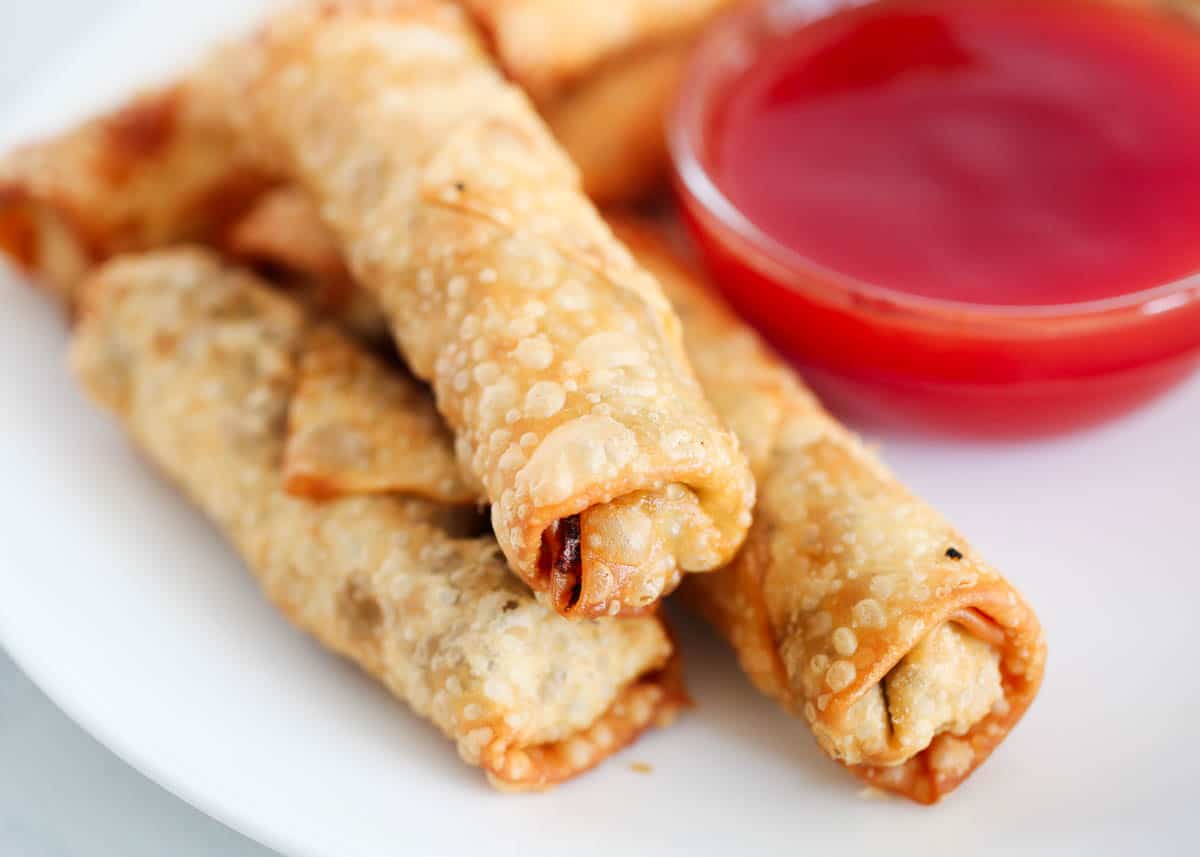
[837,612,1003,767]
[538,514,583,611]
[536,484,713,617]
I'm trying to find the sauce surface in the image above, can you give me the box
[711,0,1200,306]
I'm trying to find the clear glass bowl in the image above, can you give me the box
[670,0,1200,437]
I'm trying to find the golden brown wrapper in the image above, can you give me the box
[460,0,734,102]
[217,193,1045,800]
[612,220,1047,804]
[224,0,754,618]
[546,40,691,206]
[225,186,390,343]
[0,69,270,311]
[462,0,739,204]
[284,325,474,504]
[70,248,686,791]
[228,189,394,339]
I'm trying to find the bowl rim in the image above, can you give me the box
[667,0,1200,325]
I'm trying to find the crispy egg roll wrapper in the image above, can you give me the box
[225,0,754,618]
[0,93,374,341]
[546,40,691,206]
[460,0,735,102]
[0,65,270,310]
[226,186,390,343]
[284,325,475,504]
[220,195,1046,800]
[611,221,1046,803]
[230,188,395,341]
[463,0,736,204]
[70,248,685,791]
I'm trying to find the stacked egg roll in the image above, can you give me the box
[0,0,731,300]
[0,92,391,342]
[460,0,740,203]
[223,192,1047,803]
[226,186,390,343]
[70,248,685,790]
[223,0,755,618]
[2,0,1046,802]
[0,62,270,310]
[0,3,683,319]
[543,40,695,206]
[460,0,734,101]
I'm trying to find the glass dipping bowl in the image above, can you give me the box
[669,0,1200,437]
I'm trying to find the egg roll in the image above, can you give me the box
[464,0,737,205]
[611,220,1046,804]
[0,64,269,311]
[70,248,685,791]
[282,325,474,504]
[218,192,1046,800]
[223,0,754,618]
[546,40,692,206]
[460,0,734,103]
[226,186,389,344]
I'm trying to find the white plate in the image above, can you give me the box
[2,4,1198,856]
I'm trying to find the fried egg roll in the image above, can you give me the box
[0,65,269,311]
[460,0,739,204]
[70,248,685,791]
[612,221,1046,804]
[219,194,1046,800]
[226,186,390,344]
[460,0,734,102]
[545,40,691,206]
[464,1,737,205]
[283,325,474,504]
[224,0,754,618]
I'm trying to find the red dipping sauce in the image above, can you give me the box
[672,0,1200,435]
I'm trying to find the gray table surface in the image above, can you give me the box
[0,650,276,857]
